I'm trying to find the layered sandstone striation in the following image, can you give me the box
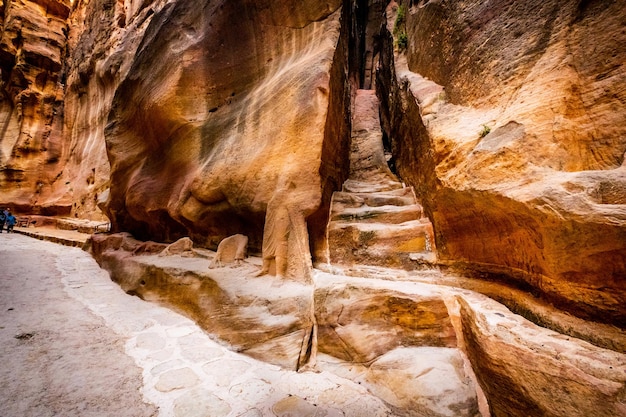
[2,0,352,279]
[378,0,626,325]
[2,0,626,414]
[0,0,70,213]
[3,0,623,321]
[100,0,350,281]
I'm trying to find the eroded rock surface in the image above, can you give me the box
[2,0,626,414]
[90,235,626,417]
[1,0,623,325]
[102,0,347,283]
[2,0,352,282]
[210,234,248,268]
[378,0,626,325]
[0,0,70,214]
[91,232,315,370]
[459,296,626,417]
[314,275,457,363]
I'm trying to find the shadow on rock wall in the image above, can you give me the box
[103,0,349,280]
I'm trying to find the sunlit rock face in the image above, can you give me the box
[378,0,626,326]
[1,0,351,252]
[0,0,70,214]
[101,0,349,279]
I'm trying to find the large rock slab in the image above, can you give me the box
[458,294,626,417]
[318,347,480,417]
[3,0,353,281]
[91,233,315,370]
[311,272,481,417]
[313,273,457,363]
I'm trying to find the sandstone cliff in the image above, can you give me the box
[103,0,346,276]
[0,0,70,214]
[378,0,626,325]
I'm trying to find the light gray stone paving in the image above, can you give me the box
[42,235,395,416]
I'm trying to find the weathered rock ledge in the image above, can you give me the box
[91,233,626,417]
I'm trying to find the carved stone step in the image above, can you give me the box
[342,179,402,193]
[330,204,424,224]
[332,187,417,209]
[328,89,438,270]
[328,219,436,268]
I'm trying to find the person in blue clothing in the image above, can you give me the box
[4,210,16,233]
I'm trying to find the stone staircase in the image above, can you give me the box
[327,90,437,270]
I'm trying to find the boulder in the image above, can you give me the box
[209,234,248,268]
[159,237,194,257]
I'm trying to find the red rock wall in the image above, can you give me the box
[378,0,626,325]
[1,0,624,324]
[0,0,71,214]
[101,0,345,269]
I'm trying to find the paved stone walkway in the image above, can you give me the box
[0,233,393,417]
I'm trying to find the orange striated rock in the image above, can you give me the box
[314,279,458,363]
[0,0,623,301]
[101,0,347,281]
[89,239,624,417]
[1,6,625,415]
[459,296,626,417]
[3,0,352,280]
[55,0,170,221]
[0,0,70,214]
[378,0,626,326]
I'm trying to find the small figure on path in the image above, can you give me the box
[4,211,16,233]
[0,209,5,232]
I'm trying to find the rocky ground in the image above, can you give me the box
[2,230,625,417]
[0,233,394,417]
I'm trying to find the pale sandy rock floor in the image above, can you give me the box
[0,233,393,417]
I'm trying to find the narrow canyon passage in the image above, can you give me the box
[0,0,624,415]
[326,89,437,269]
[322,1,436,271]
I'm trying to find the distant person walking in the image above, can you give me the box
[4,211,16,233]
[0,210,5,232]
